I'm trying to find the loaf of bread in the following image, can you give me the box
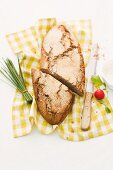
[31,69,74,125]
[40,25,85,96]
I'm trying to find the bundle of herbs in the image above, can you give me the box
[0,57,33,103]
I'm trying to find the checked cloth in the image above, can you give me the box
[6,18,113,141]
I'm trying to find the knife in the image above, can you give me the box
[81,44,99,131]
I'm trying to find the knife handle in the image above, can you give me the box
[81,92,93,131]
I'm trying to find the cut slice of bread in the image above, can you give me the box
[40,25,85,96]
[31,69,74,125]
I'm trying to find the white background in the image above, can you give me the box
[1,0,113,170]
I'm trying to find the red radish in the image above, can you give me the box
[94,89,105,100]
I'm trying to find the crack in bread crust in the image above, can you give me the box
[40,25,85,96]
[31,69,74,125]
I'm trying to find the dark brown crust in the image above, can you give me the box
[40,25,85,96]
[31,69,74,125]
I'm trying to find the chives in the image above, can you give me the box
[0,58,33,103]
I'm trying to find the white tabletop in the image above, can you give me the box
[1,0,113,170]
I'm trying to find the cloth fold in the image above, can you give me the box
[6,18,113,141]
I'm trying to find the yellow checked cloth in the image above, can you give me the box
[6,18,113,141]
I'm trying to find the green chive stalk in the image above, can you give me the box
[0,57,33,103]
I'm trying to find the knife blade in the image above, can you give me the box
[81,44,99,131]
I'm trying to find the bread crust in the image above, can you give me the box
[31,69,74,125]
[40,25,85,96]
